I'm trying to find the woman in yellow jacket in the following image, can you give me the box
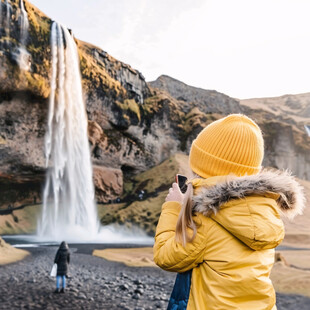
[153,114,305,310]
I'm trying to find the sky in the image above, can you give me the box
[30,0,310,99]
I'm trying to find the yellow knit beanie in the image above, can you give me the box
[189,114,264,178]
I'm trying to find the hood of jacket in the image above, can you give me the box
[192,169,306,250]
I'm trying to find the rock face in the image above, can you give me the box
[0,91,46,209]
[93,166,123,203]
[149,75,242,114]
[151,76,310,180]
[91,47,150,104]
[241,95,310,180]
[0,0,309,220]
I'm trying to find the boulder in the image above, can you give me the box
[93,166,123,203]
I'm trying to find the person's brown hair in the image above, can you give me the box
[175,182,197,246]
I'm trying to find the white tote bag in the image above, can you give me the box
[50,263,57,277]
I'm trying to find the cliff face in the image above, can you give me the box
[240,95,310,180]
[150,76,310,180]
[0,0,309,220]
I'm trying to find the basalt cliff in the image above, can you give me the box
[0,1,309,235]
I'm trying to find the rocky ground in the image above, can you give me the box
[0,246,310,310]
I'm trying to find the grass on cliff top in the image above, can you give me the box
[22,1,51,98]
[25,0,50,35]
[78,41,126,96]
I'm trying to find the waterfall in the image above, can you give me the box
[5,0,11,37]
[0,0,30,70]
[14,0,30,70]
[0,1,2,33]
[37,22,99,242]
[19,0,28,45]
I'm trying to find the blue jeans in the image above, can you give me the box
[56,275,66,289]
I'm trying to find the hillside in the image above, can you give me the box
[149,75,242,114]
[241,93,310,120]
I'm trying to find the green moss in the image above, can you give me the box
[25,1,51,36]
[123,181,134,196]
[0,137,6,145]
[25,72,50,98]
[184,108,216,131]
[115,99,141,121]
[100,154,189,235]
[0,36,19,45]
[132,155,179,193]
[97,203,127,225]
[143,95,162,115]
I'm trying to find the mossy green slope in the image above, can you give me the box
[98,153,191,235]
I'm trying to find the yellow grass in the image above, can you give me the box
[271,250,310,297]
[0,205,39,235]
[281,179,310,248]
[93,247,156,267]
[0,238,29,265]
[115,99,141,121]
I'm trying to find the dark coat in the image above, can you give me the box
[54,242,70,276]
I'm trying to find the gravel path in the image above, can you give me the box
[0,246,310,310]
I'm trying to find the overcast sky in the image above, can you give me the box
[30,0,310,99]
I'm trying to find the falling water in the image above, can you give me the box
[37,22,99,241]
[19,0,28,45]
[13,0,30,70]
[5,0,11,37]
[0,1,2,33]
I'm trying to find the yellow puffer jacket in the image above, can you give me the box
[154,170,305,310]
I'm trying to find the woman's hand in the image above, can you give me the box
[165,183,184,204]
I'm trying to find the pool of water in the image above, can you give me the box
[2,233,154,250]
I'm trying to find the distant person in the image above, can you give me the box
[54,241,70,293]
[154,114,305,309]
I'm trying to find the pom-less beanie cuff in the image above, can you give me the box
[189,114,264,178]
[190,142,261,178]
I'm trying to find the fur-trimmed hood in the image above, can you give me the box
[191,169,306,250]
[193,169,306,220]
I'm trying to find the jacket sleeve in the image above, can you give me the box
[153,201,207,273]
[67,252,70,264]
